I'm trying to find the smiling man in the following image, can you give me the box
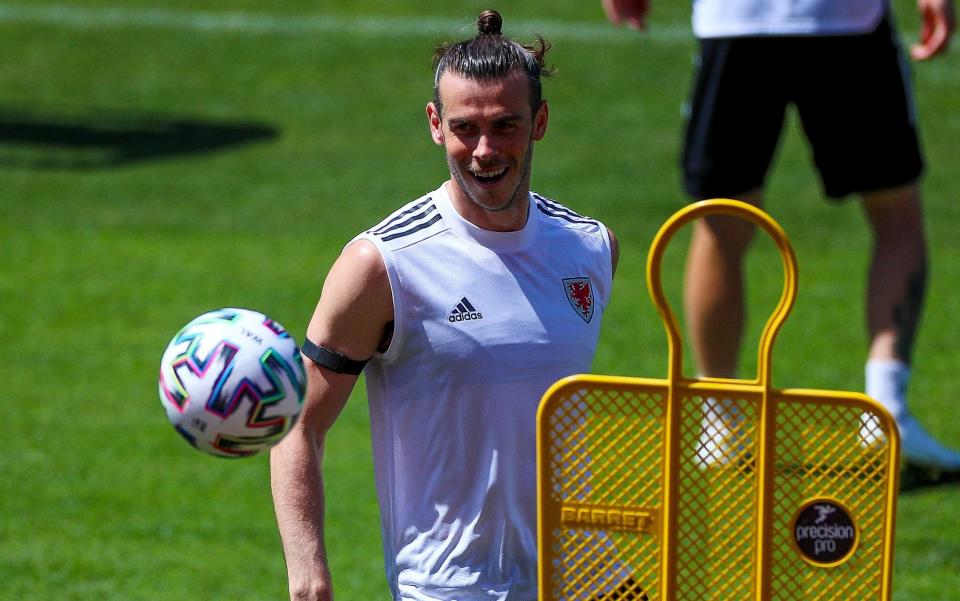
[428,62,545,229]
[270,9,619,601]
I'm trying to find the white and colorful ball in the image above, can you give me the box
[158,308,305,458]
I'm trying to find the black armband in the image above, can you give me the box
[301,339,369,375]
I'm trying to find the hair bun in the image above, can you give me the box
[477,9,503,35]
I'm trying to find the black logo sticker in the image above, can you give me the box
[793,499,858,566]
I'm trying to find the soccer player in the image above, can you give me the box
[270,10,619,600]
[603,0,960,472]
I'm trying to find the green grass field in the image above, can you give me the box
[2,1,958,599]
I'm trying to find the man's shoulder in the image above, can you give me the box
[360,190,446,248]
[531,192,604,233]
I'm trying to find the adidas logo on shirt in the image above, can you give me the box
[448,297,483,323]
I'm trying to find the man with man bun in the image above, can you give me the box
[271,10,620,600]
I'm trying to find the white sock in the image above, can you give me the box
[865,359,910,422]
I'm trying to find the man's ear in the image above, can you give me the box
[426,102,444,145]
[532,101,549,141]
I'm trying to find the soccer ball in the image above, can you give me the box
[158,308,306,458]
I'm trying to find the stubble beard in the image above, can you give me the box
[448,141,534,214]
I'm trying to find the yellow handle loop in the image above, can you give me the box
[645,199,798,390]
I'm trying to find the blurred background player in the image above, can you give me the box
[270,9,619,601]
[603,0,960,471]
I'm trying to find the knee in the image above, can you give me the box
[862,184,926,245]
[695,215,757,260]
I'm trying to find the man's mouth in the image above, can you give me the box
[470,166,508,186]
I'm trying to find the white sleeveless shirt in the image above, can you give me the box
[692,0,887,38]
[355,183,613,600]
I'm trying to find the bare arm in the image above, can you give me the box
[270,240,393,601]
[601,0,650,31]
[911,0,956,60]
[607,226,621,277]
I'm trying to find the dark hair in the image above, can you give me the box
[432,9,553,117]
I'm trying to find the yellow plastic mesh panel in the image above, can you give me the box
[539,200,899,601]
[767,394,897,601]
[674,392,761,601]
[539,382,666,601]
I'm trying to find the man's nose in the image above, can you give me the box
[473,134,497,161]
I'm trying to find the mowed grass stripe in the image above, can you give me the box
[0,1,691,42]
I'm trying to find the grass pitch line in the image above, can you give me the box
[0,2,692,43]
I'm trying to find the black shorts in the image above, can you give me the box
[681,17,925,200]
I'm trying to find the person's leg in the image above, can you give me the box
[861,184,960,470]
[787,18,957,470]
[861,184,926,365]
[685,191,763,465]
[683,189,762,378]
[680,36,784,463]
[681,32,786,379]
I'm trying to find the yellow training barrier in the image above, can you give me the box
[537,199,900,601]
